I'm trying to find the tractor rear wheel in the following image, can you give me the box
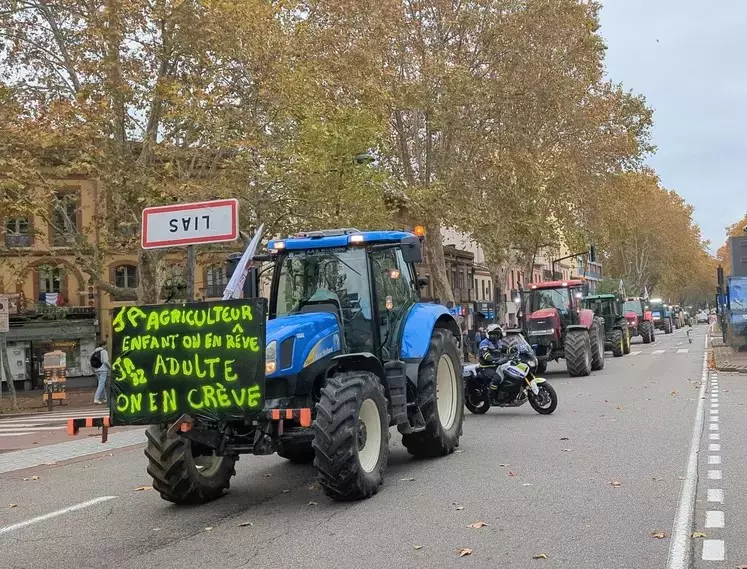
[640,321,653,343]
[313,371,390,501]
[664,318,673,334]
[565,329,592,377]
[622,324,631,354]
[145,425,236,505]
[589,319,605,371]
[402,329,464,458]
[611,329,624,357]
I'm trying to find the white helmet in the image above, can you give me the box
[486,324,503,339]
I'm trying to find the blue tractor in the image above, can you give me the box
[144,228,464,503]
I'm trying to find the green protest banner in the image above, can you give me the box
[109,298,266,425]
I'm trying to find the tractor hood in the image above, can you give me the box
[529,308,559,321]
[624,312,639,324]
[526,308,560,339]
[266,313,341,377]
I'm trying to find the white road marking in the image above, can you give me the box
[707,470,722,480]
[710,409,719,415]
[711,403,718,408]
[705,511,724,528]
[652,349,666,355]
[702,540,725,561]
[677,349,689,354]
[0,496,117,535]
[708,455,721,465]
[707,489,724,503]
[665,331,709,569]
[630,351,642,356]
[709,444,721,452]
[0,432,34,437]
[0,426,66,432]
[710,417,719,423]
[709,433,720,440]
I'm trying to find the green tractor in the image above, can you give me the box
[581,294,631,357]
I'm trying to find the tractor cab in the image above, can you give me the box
[581,294,622,335]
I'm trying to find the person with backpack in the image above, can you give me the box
[90,340,110,404]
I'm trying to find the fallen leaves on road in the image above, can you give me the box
[615,406,622,410]
[400,477,416,482]
[8,504,17,508]
[560,437,569,440]
[691,532,707,538]
[308,483,321,492]
[467,521,487,529]
[21,476,39,481]
[498,463,510,467]
[454,449,465,453]
[610,481,622,488]
[237,522,254,527]
[670,390,677,396]
[649,531,668,539]
[562,448,573,452]
[307,501,317,506]
[651,477,664,482]
[508,472,517,477]
[264,474,272,478]
[204,527,214,531]
[677,476,685,480]
[281,489,290,494]
[522,483,532,487]
[152,527,161,531]
[532,553,548,559]
[135,485,153,492]
[457,548,473,557]
[453,503,464,511]
[413,545,423,550]
[735,565,747,569]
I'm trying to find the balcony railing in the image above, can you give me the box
[4,234,31,247]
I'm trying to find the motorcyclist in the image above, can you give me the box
[478,324,509,392]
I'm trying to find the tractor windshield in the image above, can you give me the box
[274,247,374,352]
[527,288,571,314]
[622,300,642,315]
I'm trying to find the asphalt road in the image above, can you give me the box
[1,325,731,569]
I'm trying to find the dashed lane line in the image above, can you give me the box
[707,489,724,503]
[705,511,725,529]
[0,496,118,535]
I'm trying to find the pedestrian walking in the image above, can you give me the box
[91,340,110,404]
[462,327,471,362]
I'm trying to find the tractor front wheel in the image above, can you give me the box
[402,329,464,458]
[313,371,390,501]
[145,426,237,505]
[664,318,673,334]
[611,329,624,357]
[622,324,631,354]
[589,318,605,371]
[565,329,592,377]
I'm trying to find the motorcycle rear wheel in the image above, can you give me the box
[465,390,490,414]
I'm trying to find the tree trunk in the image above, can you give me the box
[423,219,454,305]
[0,332,18,410]
[137,249,164,304]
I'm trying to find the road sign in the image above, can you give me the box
[0,294,8,333]
[141,199,239,249]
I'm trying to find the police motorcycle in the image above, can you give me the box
[463,328,558,415]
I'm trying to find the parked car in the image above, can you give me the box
[696,311,709,324]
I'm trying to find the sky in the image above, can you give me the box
[599,0,747,252]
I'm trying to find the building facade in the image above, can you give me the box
[0,177,234,390]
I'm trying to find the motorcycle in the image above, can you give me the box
[463,332,558,415]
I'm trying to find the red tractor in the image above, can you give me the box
[621,297,655,344]
[516,280,604,377]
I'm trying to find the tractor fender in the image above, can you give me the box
[330,352,386,383]
[566,324,590,332]
[643,310,654,321]
[400,303,460,361]
[576,308,595,329]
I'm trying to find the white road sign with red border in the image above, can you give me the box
[141,199,239,249]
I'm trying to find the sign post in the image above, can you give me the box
[141,199,240,300]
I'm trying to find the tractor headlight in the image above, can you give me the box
[266,340,277,375]
[528,329,554,336]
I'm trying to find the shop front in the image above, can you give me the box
[4,319,98,391]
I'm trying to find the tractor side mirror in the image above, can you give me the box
[400,236,422,264]
[417,276,430,289]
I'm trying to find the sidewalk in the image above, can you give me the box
[0,387,100,416]
[712,337,747,373]
[0,428,145,474]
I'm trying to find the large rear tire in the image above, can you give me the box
[313,371,390,501]
[589,319,605,371]
[622,324,631,354]
[402,329,464,458]
[565,329,592,377]
[664,318,673,334]
[611,328,624,357]
[145,425,236,505]
[640,321,653,344]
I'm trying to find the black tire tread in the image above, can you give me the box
[565,330,592,377]
[144,425,236,505]
[401,329,464,458]
[312,371,390,501]
[611,328,624,357]
[529,382,558,415]
[590,319,604,371]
